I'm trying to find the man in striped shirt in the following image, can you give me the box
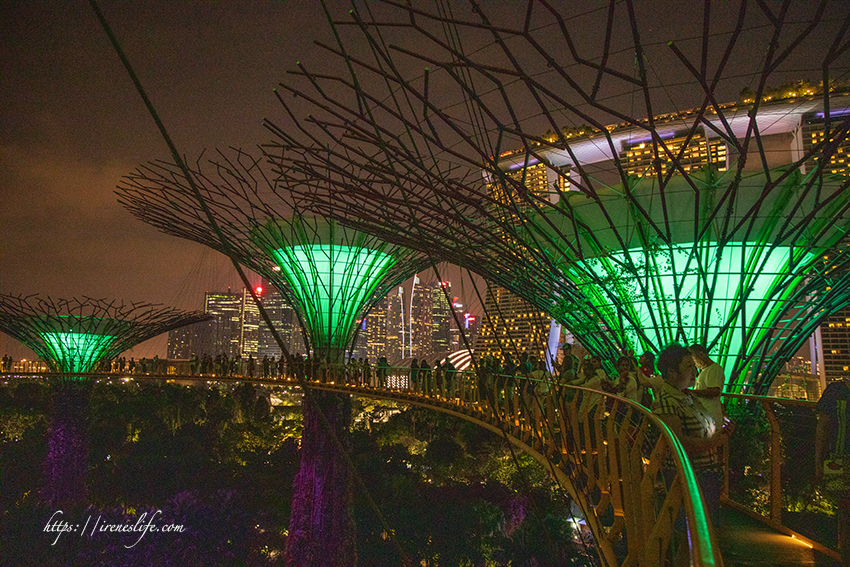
[652,343,731,521]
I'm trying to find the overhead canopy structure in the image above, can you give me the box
[0,294,209,374]
[117,150,429,358]
[525,169,850,388]
[259,0,850,393]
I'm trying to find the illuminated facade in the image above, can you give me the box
[204,290,244,357]
[408,274,432,358]
[364,296,388,360]
[804,111,850,380]
[240,287,261,358]
[385,286,405,362]
[473,285,553,363]
[620,131,727,176]
[350,295,388,361]
[430,281,452,354]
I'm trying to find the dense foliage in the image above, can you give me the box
[0,379,589,566]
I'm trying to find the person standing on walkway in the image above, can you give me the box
[614,356,640,403]
[377,356,389,388]
[689,344,726,429]
[815,377,850,564]
[653,343,731,524]
[410,359,419,392]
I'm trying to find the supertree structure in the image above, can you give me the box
[0,294,208,507]
[116,149,429,567]
[264,0,850,393]
[0,294,209,374]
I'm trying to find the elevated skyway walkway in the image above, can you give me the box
[2,370,841,566]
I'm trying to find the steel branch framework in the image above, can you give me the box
[116,149,430,358]
[265,0,850,393]
[0,294,208,374]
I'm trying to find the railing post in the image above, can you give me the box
[761,400,783,525]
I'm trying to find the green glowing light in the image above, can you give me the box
[269,244,396,349]
[572,242,813,378]
[39,332,116,373]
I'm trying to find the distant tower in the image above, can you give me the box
[363,296,388,360]
[256,278,284,359]
[167,320,209,359]
[204,289,243,357]
[473,285,553,364]
[409,274,432,358]
[386,286,405,362]
[431,281,452,355]
[240,287,261,358]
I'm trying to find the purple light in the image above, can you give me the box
[508,158,540,171]
[815,108,850,119]
[625,131,676,145]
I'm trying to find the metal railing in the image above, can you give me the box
[721,393,841,561]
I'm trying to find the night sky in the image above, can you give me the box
[2,2,359,358]
[2,1,845,359]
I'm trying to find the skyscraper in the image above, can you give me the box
[240,287,261,358]
[431,281,452,355]
[473,285,554,365]
[255,277,306,360]
[386,286,405,362]
[364,296,388,361]
[166,320,210,359]
[804,109,850,382]
[409,274,432,358]
[256,280,285,360]
[204,289,243,357]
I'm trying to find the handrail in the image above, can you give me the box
[719,392,840,561]
[3,369,723,566]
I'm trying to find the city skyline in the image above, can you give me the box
[164,277,480,365]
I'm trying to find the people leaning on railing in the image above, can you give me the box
[652,343,734,524]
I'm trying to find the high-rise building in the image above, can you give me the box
[204,289,244,357]
[473,285,554,364]
[804,110,850,381]
[364,296,388,361]
[431,281,452,355]
[386,286,406,362]
[254,278,306,360]
[166,319,211,359]
[619,131,727,177]
[240,287,261,358]
[450,310,480,352]
[256,280,285,360]
[409,274,433,358]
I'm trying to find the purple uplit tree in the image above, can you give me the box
[0,294,208,507]
[117,150,428,566]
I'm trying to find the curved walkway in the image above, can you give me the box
[6,371,840,565]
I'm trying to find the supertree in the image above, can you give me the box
[0,294,209,374]
[0,293,208,506]
[263,0,850,394]
[116,149,429,567]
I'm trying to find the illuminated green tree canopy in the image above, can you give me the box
[254,218,399,351]
[0,294,209,374]
[116,150,429,357]
[527,169,849,387]
[258,0,850,392]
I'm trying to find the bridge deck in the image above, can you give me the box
[715,507,835,567]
